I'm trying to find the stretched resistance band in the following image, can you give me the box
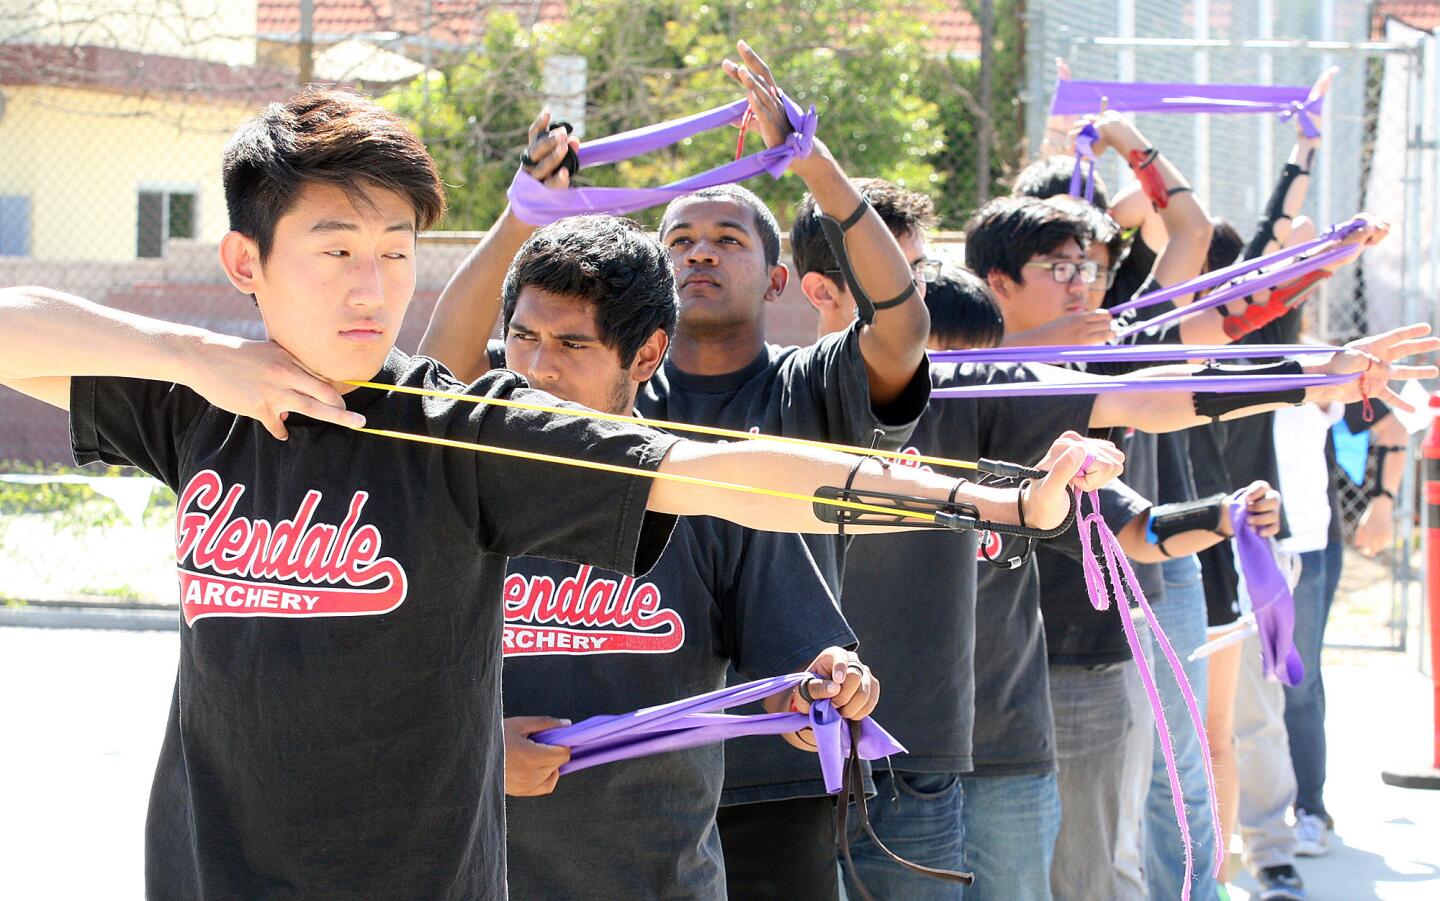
[347,379,989,472]
[1112,242,1356,340]
[928,371,1357,399]
[1068,122,1100,203]
[1073,489,1223,897]
[533,673,974,897]
[927,343,1338,366]
[507,94,818,225]
[343,380,1075,536]
[1051,79,1322,138]
[1228,489,1305,686]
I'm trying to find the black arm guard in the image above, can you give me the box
[1244,162,1309,259]
[1192,360,1306,420]
[1148,492,1229,545]
[818,198,917,325]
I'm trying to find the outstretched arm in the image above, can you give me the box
[0,286,360,439]
[1086,323,1440,432]
[648,430,1123,535]
[726,40,929,406]
[419,110,578,382]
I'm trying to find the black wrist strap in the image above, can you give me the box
[1366,485,1396,501]
[818,198,917,324]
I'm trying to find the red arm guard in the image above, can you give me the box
[1221,268,1333,340]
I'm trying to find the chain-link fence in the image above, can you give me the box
[1024,1,1439,651]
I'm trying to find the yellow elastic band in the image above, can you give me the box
[353,426,938,524]
[345,380,980,472]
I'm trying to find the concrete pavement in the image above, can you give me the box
[1,627,1436,899]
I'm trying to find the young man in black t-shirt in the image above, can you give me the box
[0,87,1120,901]
[447,215,880,900]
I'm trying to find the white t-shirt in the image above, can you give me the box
[1272,402,1343,554]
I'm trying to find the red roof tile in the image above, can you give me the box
[1373,1,1440,35]
[257,1,567,46]
[926,2,981,57]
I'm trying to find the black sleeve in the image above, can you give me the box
[461,372,681,576]
[1044,479,1152,564]
[70,376,210,490]
[786,321,931,448]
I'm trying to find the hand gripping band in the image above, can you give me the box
[1192,360,1307,420]
[520,120,580,177]
[1146,492,1229,546]
[818,197,917,325]
[1220,269,1333,340]
[1068,122,1100,204]
[508,94,818,225]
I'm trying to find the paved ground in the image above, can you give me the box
[1,626,1437,900]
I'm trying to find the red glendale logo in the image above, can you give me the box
[502,565,685,655]
[174,470,408,626]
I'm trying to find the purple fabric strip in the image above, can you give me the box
[532,672,906,793]
[1108,218,1360,316]
[1074,489,1224,896]
[1051,79,1322,137]
[507,94,818,225]
[1112,244,1355,340]
[1068,123,1099,203]
[927,343,1336,365]
[1227,491,1305,686]
[929,371,1356,399]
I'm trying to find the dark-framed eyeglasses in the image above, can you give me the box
[1024,259,1102,285]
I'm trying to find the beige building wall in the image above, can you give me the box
[0,84,256,262]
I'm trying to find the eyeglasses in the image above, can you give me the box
[824,258,942,286]
[1024,259,1103,285]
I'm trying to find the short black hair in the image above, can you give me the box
[223,88,445,261]
[501,216,678,367]
[658,184,782,266]
[1045,194,1130,269]
[1207,217,1245,273]
[789,178,937,276]
[1012,154,1110,210]
[926,267,1006,349]
[963,196,1089,283]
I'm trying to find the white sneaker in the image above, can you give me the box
[1294,812,1329,857]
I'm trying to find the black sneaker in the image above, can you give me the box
[1257,864,1307,901]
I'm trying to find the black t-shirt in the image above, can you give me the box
[71,350,679,901]
[637,323,930,804]
[502,518,850,900]
[842,363,1087,775]
[923,364,1098,778]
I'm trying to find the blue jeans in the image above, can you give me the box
[960,773,1060,901]
[1146,554,1218,901]
[842,770,966,900]
[1283,540,1342,819]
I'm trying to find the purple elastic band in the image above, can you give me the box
[1108,218,1361,316]
[532,672,905,794]
[507,95,819,225]
[1074,489,1224,897]
[928,343,1337,366]
[1051,79,1323,138]
[1113,244,1355,340]
[1227,491,1305,686]
[1068,123,1100,203]
[929,371,1356,399]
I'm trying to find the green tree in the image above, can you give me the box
[385,1,945,230]
[386,14,544,230]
